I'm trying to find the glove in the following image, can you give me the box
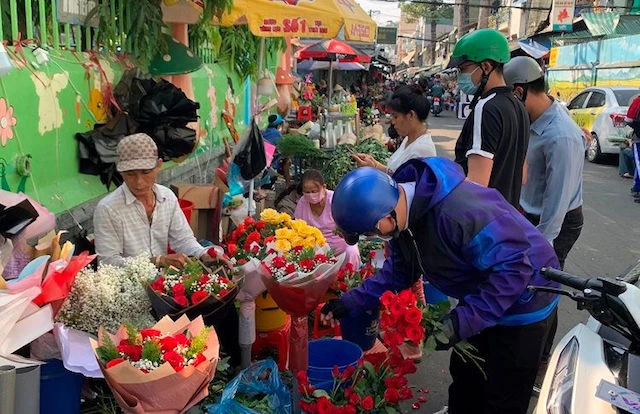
[320,299,349,320]
[434,313,460,351]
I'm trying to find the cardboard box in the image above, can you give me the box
[170,184,221,243]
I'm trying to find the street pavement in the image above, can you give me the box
[399,110,640,413]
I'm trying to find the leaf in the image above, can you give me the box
[141,340,161,364]
[96,331,120,364]
[384,406,398,414]
[435,331,450,344]
[312,389,330,398]
[363,361,377,379]
[424,335,437,354]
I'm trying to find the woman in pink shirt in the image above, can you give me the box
[294,170,361,268]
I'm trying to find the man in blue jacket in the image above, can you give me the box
[322,157,559,414]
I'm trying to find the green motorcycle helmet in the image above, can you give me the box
[446,29,510,69]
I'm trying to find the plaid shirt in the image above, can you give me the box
[94,184,207,266]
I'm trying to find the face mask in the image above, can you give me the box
[457,67,480,95]
[304,191,324,205]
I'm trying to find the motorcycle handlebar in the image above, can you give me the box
[541,267,593,290]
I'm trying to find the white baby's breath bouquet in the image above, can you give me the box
[56,255,158,334]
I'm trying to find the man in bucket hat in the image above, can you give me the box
[94,133,224,269]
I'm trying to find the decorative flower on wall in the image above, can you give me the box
[0,97,17,147]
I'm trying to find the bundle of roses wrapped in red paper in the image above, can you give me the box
[90,315,219,413]
[145,259,240,322]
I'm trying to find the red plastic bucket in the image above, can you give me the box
[178,199,194,222]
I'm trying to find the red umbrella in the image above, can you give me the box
[296,39,371,63]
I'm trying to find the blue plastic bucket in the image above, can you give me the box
[40,359,83,414]
[339,311,379,351]
[308,339,362,389]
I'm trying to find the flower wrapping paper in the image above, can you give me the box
[90,315,219,414]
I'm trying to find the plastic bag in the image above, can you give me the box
[233,119,267,181]
[206,359,292,414]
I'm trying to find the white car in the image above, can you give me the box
[566,86,640,163]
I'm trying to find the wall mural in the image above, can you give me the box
[0,97,17,147]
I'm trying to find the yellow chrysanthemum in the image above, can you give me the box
[278,213,292,225]
[274,239,292,253]
[275,228,297,241]
[260,209,281,225]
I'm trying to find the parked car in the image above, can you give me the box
[566,86,640,163]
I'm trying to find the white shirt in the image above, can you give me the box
[93,184,207,266]
[386,133,437,174]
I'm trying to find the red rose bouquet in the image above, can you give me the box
[329,252,377,297]
[145,260,240,325]
[297,351,417,414]
[90,315,219,413]
[379,289,484,376]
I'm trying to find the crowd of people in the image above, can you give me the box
[88,27,640,414]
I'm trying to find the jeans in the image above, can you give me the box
[524,206,584,270]
[448,309,557,414]
[620,147,635,176]
[633,143,640,192]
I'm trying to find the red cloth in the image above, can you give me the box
[627,96,640,120]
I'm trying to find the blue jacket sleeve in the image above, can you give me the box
[454,213,535,340]
[341,240,413,317]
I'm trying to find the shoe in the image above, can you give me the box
[433,406,448,414]
[622,173,633,178]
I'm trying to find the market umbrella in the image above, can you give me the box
[219,0,377,43]
[297,60,365,71]
[295,39,371,102]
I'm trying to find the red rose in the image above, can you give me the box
[398,358,417,375]
[106,358,125,368]
[299,258,315,271]
[226,243,238,257]
[360,396,374,411]
[174,333,190,346]
[199,274,211,285]
[384,387,400,404]
[380,291,396,307]
[341,364,355,380]
[404,307,423,325]
[293,245,304,253]
[206,247,218,258]
[140,329,161,340]
[174,295,189,307]
[339,282,348,292]
[251,245,260,254]
[406,325,425,344]
[399,289,417,306]
[255,221,266,230]
[247,230,261,244]
[348,392,360,405]
[285,263,296,274]
[191,290,209,305]
[236,224,246,234]
[244,217,255,226]
[390,301,406,317]
[172,283,186,297]
[150,277,165,292]
[344,263,354,272]
[119,339,131,347]
[344,405,357,414]
[369,250,377,259]
[296,370,309,384]
[194,353,207,366]
[395,376,408,388]
[382,330,404,347]
[316,396,333,414]
[314,254,328,263]
[116,344,142,361]
[332,365,340,378]
[237,258,247,265]
[159,336,179,352]
[399,387,413,400]
[264,235,275,244]
[163,350,184,371]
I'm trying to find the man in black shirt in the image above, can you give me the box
[448,29,530,207]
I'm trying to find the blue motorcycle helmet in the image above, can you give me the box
[332,167,400,245]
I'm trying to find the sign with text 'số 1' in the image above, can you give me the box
[551,0,576,32]
[259,17,330,35]
[377,27,398,45]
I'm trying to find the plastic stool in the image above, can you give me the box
[252,315,291,370]
[312,302,341,339]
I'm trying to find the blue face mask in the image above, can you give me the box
[458,67,480,95]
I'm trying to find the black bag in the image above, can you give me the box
[233,119,267,180]
[152,125,197,161]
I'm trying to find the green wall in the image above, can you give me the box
[0,48,250,214]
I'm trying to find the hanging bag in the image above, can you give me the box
[233,118,267,181]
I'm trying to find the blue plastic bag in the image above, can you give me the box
[206,359,292,414]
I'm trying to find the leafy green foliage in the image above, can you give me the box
[186,327,210,359]
[235,393,275,413]
[322,139,390,189]
[96,331,120,364]
[125,323,141,345]
[277,133,326,158]
[141,340,162,364]
[218,26,285,80]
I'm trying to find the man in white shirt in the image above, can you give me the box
[94,133,223,268]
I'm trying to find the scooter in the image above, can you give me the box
[530,261,640,414]
[432,97,442,117]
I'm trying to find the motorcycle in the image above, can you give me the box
[431,97,442,117]
[531,261,640,414]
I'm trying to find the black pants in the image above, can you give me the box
[448,309,557,414]
[524,206,584,270]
